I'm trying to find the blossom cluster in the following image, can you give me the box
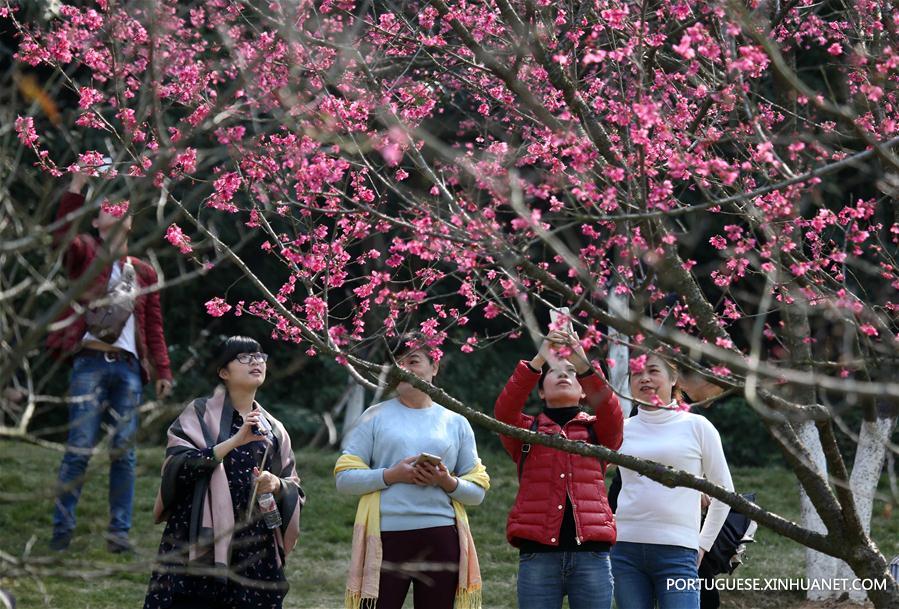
[12,0,898,382]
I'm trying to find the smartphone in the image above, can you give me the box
[414,452,443,466]
[549,306,575,335]
[253,411,273,438]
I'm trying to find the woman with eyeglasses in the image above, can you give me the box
[144,336,305,609]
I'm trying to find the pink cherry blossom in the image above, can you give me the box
[629,354,648,375]
[100,199,129,218]
[205,297,232,317]
[15,116,39,146]
[78,87,104,108]
[165,224,193,254]
[10,0,896,439]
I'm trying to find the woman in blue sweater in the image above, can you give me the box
[334,333,490,609]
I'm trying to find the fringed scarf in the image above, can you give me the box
[153,386,305,569]
[334,454,489,609]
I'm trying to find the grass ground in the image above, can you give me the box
[1,440,897,608]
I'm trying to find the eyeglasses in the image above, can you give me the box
[234,352,269,364]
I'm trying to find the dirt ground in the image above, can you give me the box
[792,602,874,609]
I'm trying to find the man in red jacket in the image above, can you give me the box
[495,330,623,609]
[48,170,173,553]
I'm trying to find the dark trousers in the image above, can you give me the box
[377,525,460,609]
[698,562,720,609]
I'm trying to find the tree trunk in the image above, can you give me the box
[781,300,841,601]
[842,544,899,609]
[341,380,365,439]
[607,293,631,418]
[797,422,841,600]
[836,416,897,602]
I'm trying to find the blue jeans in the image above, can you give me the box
[518,551,613,609]
[52,353,142,537]
[610,542,700,609]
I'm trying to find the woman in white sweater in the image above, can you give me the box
[611,351,734,609]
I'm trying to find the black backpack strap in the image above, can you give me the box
[586,424,597,445]
[608,468,622,513]
[518,416,541,481]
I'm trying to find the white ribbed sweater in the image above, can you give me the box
[616,406,734,551]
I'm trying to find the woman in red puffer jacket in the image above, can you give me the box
[495,330,623,609]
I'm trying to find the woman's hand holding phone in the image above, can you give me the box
[384,456,419,485]
[212,410,264,462]
[383,453,456,491]
[412,457,458,492]
[234,410,264,447]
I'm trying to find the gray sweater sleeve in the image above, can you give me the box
[335,468,389,495]
[335,413,389,495]
[448,478,485,505]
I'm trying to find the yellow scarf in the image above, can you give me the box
[334,454,490,609]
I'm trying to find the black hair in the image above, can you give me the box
[214,335,262,377]
[538,364,550,390]
[389,331,433,364]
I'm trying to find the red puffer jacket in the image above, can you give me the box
[45,192,172,385]
[495,361,623,547]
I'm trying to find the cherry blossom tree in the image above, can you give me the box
[4,0,899,605]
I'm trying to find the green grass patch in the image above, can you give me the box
[1,440,896,608]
